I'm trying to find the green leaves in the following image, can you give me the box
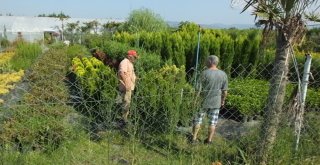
[134,65,192,134]
[280,0,296,14]
[71,57,118,123]
[241,0,258,14]
[114,28,263,77]
[72,57,117,96]
[305,12,320,22]
[227,78,320,116]
[9,42,42,71]
[227,78,269,116]
[242,0,320,20]
[123,8,168,33]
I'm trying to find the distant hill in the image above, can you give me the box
[167,21,256,29]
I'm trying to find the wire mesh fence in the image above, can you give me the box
[0,55,320,164]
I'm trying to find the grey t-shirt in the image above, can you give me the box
[200,69,228,109]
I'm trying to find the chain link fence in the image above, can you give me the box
[0,53,319,164]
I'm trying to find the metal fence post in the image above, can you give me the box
[295,54,312,151]
[301,54,312,104]
[194,26,201,87]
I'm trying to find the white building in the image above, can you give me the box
[0,16,124,42]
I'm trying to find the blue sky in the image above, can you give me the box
[0,0,254,25]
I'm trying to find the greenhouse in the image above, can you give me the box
[0,16,123,43]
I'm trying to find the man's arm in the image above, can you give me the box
[119,71,131,91]
[221,73,228,107]
[118,60,131,91]
[221,90,227,107]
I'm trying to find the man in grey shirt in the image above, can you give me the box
[192,55,228,144]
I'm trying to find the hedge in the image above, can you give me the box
[114,23,262,77]
[227,78,320,119]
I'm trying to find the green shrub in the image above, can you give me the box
[25,48,68,104]
[0,105,74,152]
[177,84,199,127]
[71,57,118,122]
[83,39,162,74]
[135,51,161,74]
[306,88,320,111]
[9,42,42,71]
[82,34,111,49]
[227,79,269,117]
[227,78,319,118]
[114,26,265,77]
[133,65,194,134]
[66,44,90,59]
[122,8,168,33]
[220,35,235,75]
[48,42,65,49]
[114,32,136,47]
[138,31,163,54]
[101,41,131,60]
[0,38,10,48]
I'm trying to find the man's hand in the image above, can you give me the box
[125,84,131,91]
[221,100,225,107]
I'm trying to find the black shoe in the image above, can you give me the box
[204,139,212,144]
[118,119,129,129]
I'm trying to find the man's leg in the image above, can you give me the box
[207,125,216,142]
[192,124,201,141]
[192,112,205,141]
[206,109,220,142]
[122,90,132,122]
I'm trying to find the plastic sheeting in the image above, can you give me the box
[0,16,124,42]
[0,16,60,33]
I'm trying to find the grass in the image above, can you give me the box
[0,129,239,165]
[9,42,42,71]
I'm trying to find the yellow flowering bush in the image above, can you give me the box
[71,57,118,122]
[0,52,15,66]
[0,70,24,95]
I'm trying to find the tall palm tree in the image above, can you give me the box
[57,12,70,41]
[91,20,100,34]
[66,21,80,43]
[236,0,319,164]
[82,20,100,34]
[102,21,122,32]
